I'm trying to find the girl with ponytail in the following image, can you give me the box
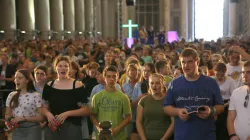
[5,69,45,140]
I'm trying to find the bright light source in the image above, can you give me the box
[0,30,4,33]
[21,31,26,34]
[66,31,71,34]
[78,32,83,34]
[195,0,224,41]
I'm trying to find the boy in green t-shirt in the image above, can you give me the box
[90,66,132,140]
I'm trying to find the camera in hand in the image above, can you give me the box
[99,121,113,140]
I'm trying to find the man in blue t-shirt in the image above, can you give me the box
[163,48,224,140]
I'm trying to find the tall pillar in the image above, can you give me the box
[63,0,75,39]
[50,0,64,40]
[35,0,50,40]
[2,0,16,40]
[85,0,93,32]
[180,0,188,40]
[163,0,171,32]
[75,0,85,33]
[123,1,129,38]
[229,2,237,36]
[188,0,194,40]
[94,0,102,34]
[127,7,136,23]
[18,0,35,40]
[223,0,230,37]
[109,0,116,37]
[0,1,3,31]
[102,0,109,38]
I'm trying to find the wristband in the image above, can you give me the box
[229,134,237,140]
[210,107,216,116]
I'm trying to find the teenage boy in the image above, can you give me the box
[164,48,224,140]
[90,66,132,140]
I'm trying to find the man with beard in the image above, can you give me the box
[226,49,243,88]
[227,61,250,140]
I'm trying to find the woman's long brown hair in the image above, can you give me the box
[10,69,35,108]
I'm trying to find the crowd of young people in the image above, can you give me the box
[0,35,250,140]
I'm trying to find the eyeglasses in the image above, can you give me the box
[244,91,249,108]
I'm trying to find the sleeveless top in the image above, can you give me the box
[42,80,88,126]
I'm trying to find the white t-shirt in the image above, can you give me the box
[6,91,42,117]
[218,77,236,100]
[226,62,243,88]
[229,85,250,140]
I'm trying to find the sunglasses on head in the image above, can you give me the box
[244,90,250,108]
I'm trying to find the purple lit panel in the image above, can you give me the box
[168,31,179,43]
[127,38,134,48]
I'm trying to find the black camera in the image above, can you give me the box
[99,121,113,140]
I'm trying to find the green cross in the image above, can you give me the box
[122,19,138,38]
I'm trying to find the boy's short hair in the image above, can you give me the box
[155,60,168,73]
[180,48,199,60]
[103,65,119,77]
[134,46,143,52]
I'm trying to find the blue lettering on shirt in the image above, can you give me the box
[164,75,223,140]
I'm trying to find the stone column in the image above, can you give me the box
[2,0,16,39]
[35,0,50,40]
[102,0,109,38]
[188,0,194,40]
[163,0,171,32]
[127,7,136,23]
[94,0,102,35]
[223,0,230,36]
[229,2,237,36]
[85,0,93,32]
[63,0,75,39]
[180,0,188,40]
[0,1,3,31]
[75,0,85,32]
[18,0,35,40]
[75,0,85,39]
[50,0,64,40]
[123,1,129,38]
[109,0,116,37]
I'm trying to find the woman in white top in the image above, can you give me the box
[213,62,236,140]
[5,69,45,140]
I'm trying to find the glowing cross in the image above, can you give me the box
[122,19,138,38]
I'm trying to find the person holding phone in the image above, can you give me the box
[163,48,224,140]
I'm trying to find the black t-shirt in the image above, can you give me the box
[140,80,149,94]
[42,80,88,126]
[82,76,98,97]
